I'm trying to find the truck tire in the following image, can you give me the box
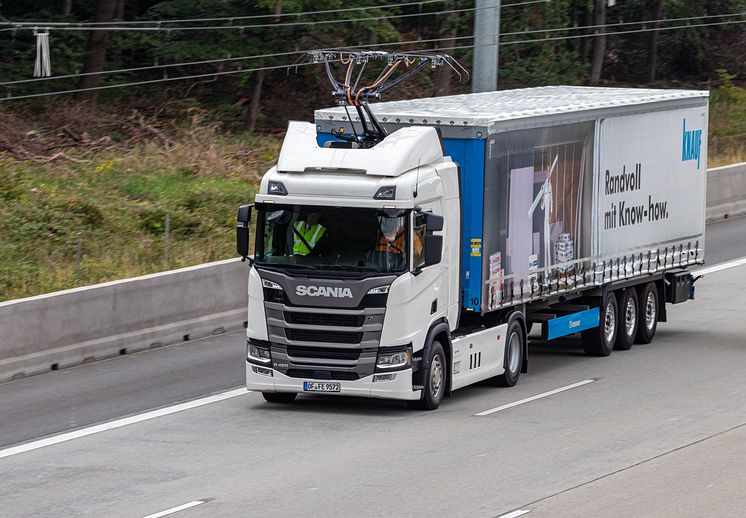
[615,289,638,351]
[407,340,446,410]
[635,282,659,344]
[494,319,524,387]
[262,392,297,404]
[581,292,618,356]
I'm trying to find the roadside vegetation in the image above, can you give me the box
[0,114,275,300]
[709,75,746,167]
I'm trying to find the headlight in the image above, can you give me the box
[247,340,271,365]
[376,346,412,370]
[367,285,390,295]
[262,279,283,290]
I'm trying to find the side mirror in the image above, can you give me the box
[236,204,254,261]
[425,213,444,232]
[424,235,443,267]
[237,204,253,224]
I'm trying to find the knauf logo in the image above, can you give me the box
[681,118,702,170]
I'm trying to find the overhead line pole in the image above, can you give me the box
[473,0,500,92]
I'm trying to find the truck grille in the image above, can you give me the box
[284,311,364,327]
[286,369,359,381]
[286,345,361,361]
[286,329,363,344]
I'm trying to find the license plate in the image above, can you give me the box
[303,381,341,393]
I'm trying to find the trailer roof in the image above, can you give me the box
[314,86,708,129]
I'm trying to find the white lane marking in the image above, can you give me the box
[142,500,206,518]
[693,256,746,276]
[496,510,530,518]
[476,380,595,416]
[0,388,249,460]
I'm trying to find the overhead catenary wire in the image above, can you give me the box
[4,0,450,26]
[1,0,547,29]
[0,61,325,101]
[4,9,745,88]
[3,17,746,102]
[0,1,549,33]
[431,18,746,52]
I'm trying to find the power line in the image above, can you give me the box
[0,49,303,86]
[4,16,745,101]
[500,10,746,38]
[437,18,746,52]
[0,0,547,32]
[4,7,474,32]
[0,0,549,88]
[3,0,451,26]
[0,61,321,101]
[5,8,742,85]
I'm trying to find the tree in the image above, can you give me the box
[77,0,122,105]
[647,0,665,83]
[589,0,606,84]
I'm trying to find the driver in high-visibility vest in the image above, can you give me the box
[293,213,326,255]
[374,217,422,258]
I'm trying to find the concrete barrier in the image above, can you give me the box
[707,162,746,222]
[0,258,248,382]
[1,162,744,382]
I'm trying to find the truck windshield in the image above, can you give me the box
[255,204,409,274]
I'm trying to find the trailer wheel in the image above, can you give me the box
[494,320,524,387]
[407,340,446,411]
[615,289,638,351]
[635,282,659,344]
[581,292,618,356]
[262,392,297,404]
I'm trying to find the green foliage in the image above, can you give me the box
[0,134,267,300]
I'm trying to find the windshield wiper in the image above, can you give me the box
[317,264,385,273]
[257,262,318,270]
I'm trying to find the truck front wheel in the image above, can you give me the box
[494,320,524,387]
[262,392,297,404]
[407,340,446,411]
[582,292,618,356]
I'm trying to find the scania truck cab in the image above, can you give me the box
[240,121,476,409]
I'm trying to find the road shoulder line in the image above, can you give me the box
[475,379,596,416]
[0,388,249,461]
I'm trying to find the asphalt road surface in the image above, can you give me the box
[1,216,745,517]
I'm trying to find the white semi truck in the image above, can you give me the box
[237,85,708,410]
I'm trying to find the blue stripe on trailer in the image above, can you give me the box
[547,308,600,340]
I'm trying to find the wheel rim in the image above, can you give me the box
[645,291,657,331]
[430,355,443,399]
[604,301,616,343]
[625,298,637,337]
[507,331,521,374]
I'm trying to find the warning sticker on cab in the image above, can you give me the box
[470,238,482,257]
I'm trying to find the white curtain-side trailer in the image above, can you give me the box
[238,86,708,409]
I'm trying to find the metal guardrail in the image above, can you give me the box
[707,161,746,221]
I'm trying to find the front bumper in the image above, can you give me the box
[246,361,421,401]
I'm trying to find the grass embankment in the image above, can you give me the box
[0,129,277,301]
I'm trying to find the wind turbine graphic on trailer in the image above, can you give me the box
[528,154,559,270]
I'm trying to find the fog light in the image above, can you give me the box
[252,365,273,377]
[373,373,397,382]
